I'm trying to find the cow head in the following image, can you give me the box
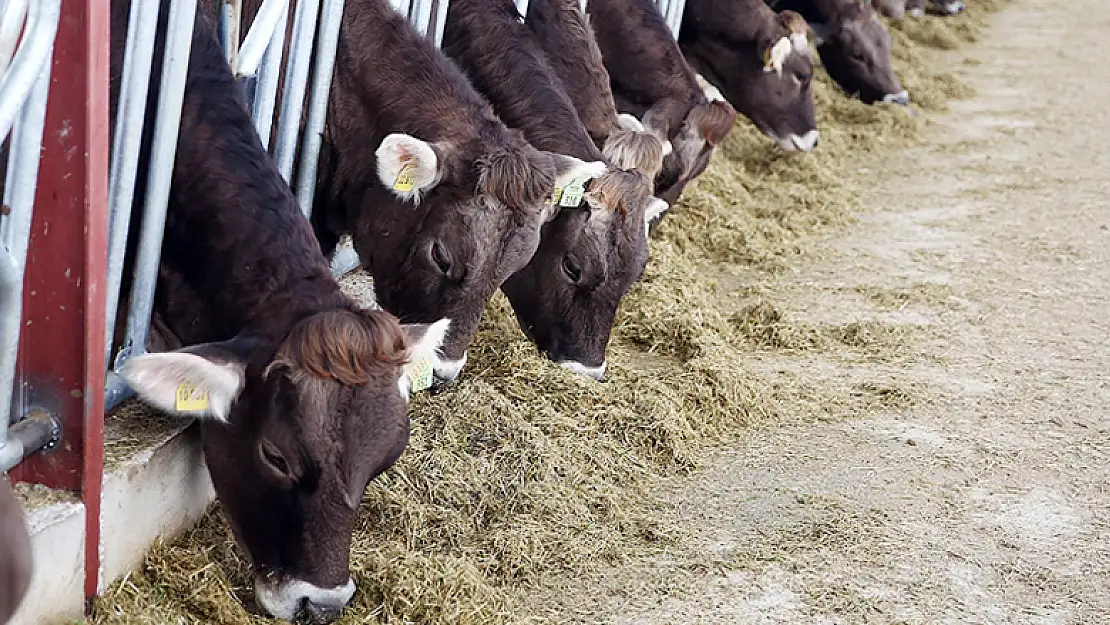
[682,11,819,152]
[0,480,32,624]
[120,310,450,623]
[352,132,593,385]
[646,77,738,207]
[810,2,908,105]
[502,164,662,380]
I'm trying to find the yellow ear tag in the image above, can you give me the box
[175,381,209,412]
[405,355,434,394]
[393,162,417,192]
[558,178,587,208]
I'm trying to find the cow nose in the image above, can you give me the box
[559,360,607,381]
[883,90,911,105]
[432,351,467,385]
[788,130,820,152]
[297,598,343,624]
[939,0,964,13]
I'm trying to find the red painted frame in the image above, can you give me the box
[9,0,110,603]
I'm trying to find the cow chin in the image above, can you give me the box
[254,574,356,624]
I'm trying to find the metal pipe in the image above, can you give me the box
[667,0,685,39]
[0,0,28,75]
[104,0,162,374]
[219,0,242,68]
[236,0,286,77]
[431,0,448,48]
[295,0,343,217]
[409,0,432,36]
[0,0,59,143]
[513,0,528,18]
[389,0,412,15]
[115,0,197,379]
[272,0,321,182]
[0,0,58,445]
[250,0,288,146]
[0,409,60,473]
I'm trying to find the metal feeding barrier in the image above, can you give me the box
[0,0,63,472]
[655,0,686,39]
[102,0,455,410]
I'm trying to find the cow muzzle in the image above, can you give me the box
[254,575,355,624]
[882,90,911,105]
[433,351,467,385]
[777,130,820,153]
[932,0,965,14]
[559,360,607,381]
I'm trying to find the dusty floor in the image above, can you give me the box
[516,0,1110,623]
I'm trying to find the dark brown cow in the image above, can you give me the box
[523,0,667,180]
[308,0,598,384]
[678,0,820,152]
[0,480,32,623]
[907,0,965,16]
[583,0,738,208]
[871,0,907,18]
[443,0,664,380]
[769,0,909,105]
[110,3,447,622]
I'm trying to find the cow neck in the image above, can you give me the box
[241,273,354,347]
[524,0,621,144]
[590,0,700,140]
[443,0,602,163]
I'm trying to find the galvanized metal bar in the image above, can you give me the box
[250,0,288,146]
[272,0,321,182]
[389,0,412,15]
[295,0,344,217]
[409,0,433,36]
[513,0,528,18]
[0,0,28,75]
[0,0,58,144]
[667,0,686,39]
[431,0,448,48]
[113,0,197,391]
[0,409,59,473]
[219,0,242,68]
[104,0,161,373]
[0,0,59,455]
[236,0,286,77]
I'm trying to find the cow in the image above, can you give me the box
[522,0,668,180]
[582,0,739,209]
[677,0,820,153]
[871,0,907,18]
[305,0,603,385]
[768,0,910,105]
[0,480,32,624]
[109,3,448,622]
[443,0,666,380]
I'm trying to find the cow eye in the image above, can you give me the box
[561,256,582,283]
[430,241,452,274]
[795,71,811,84]
[258,441,290,477]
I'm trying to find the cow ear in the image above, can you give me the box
[375,133,443,203]
[118,337,254,422]
[640,106,674,156]
[398,319,451,398]
[643,197,669,236]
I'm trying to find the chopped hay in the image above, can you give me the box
[91,5,1008,624]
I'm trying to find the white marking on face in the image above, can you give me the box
[559,360,606,381]
[254,575,356,621]
[433,352,467,383]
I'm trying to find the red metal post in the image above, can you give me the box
[9,0,110,603]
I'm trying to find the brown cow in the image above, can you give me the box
[678,0,820,152]
[111,3,447,622]
[768,0,909,105]
[583,0,738,208]
[0,479,32,623]
[308,0,600,384]
[443,0,665,380]
[522,0,667,180]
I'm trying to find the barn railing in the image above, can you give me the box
[0,0,63,472]
[655,0,686,39]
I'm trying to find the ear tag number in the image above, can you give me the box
[394,162,417,192]
[556,175,592,208]
[175,382,210,412]
[406,355,435,394]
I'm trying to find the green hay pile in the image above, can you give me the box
[90,4,1008,624]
